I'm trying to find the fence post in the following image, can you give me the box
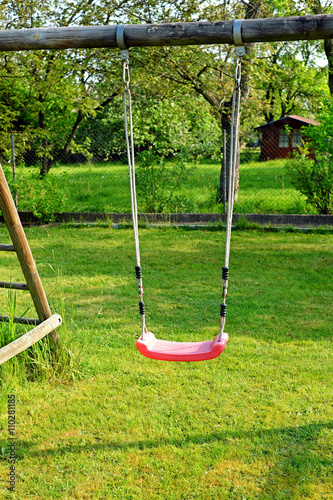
[11,132,18,208]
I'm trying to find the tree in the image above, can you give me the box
[0,0,127,176]
[0,0,211,176]
[257,41,327,123]
[139,1,268,203]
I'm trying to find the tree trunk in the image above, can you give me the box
[218,1,263,205]
[220,129,227,213]
[311,0,333,94]
[39,138,51,177]
[218,100,240,203]
[38,97,51,178]
[324,38,333,95]
[217,94,242,204]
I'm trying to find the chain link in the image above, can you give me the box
[235,56,242,87]
[123,59,130,87]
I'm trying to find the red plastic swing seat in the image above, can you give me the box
[136,331,229,362]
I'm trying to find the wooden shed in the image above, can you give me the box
[254,115,319,161]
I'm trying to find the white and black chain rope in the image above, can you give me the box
[219,56,242,342]
[122,58,147,339]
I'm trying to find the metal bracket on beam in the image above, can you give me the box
[116,24,129,60]
[233,19,245,57]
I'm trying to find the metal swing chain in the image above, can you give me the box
[219,42,244,342]
[119,38,147,340]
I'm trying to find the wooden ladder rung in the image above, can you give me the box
[0,315,41,325]
[0,281,28,290]
[0,244,15,252]
[0,314,62,365]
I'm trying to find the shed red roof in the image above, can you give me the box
[255,115,319,130]
[288,115,319,125]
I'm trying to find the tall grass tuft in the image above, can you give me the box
[0,287,84,390]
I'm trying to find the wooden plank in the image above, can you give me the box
[0,15,332,52]
[0,281,28,290]
[0,244,15,251]
[0,164,59,343]
[0,313,62,365]
[0,315,41,325]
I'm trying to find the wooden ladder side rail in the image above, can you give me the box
[0,164,59,344]
[0,314,62,365]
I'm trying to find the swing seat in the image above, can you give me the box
[136,331,229,362]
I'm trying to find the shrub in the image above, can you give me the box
[15,168,67,222]
[136,150,196,213]
[286,102,333,214]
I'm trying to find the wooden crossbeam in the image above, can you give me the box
[0,314,62,365]
[0,15,332,52]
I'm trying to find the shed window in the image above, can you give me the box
[279,130,289,148]
[292,129,302,147]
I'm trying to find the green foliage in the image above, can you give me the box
[15,169,67,222]
[256,43,328,123]
[76,94,222,162]
[70,137,94,162]
[0,0,330,183]
[75,104,125,161]
[286,100,333,214]
[136,150,196,213]
[133,96,221,160]
[0,1,127,176]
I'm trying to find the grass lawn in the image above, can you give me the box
[0,224,332,499]
[10,158,315,216]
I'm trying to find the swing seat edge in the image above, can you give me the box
[136,332,229,362]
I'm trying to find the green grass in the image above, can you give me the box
[234,159,311,214]
[11,158,316,215]
[0,225,332,499]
